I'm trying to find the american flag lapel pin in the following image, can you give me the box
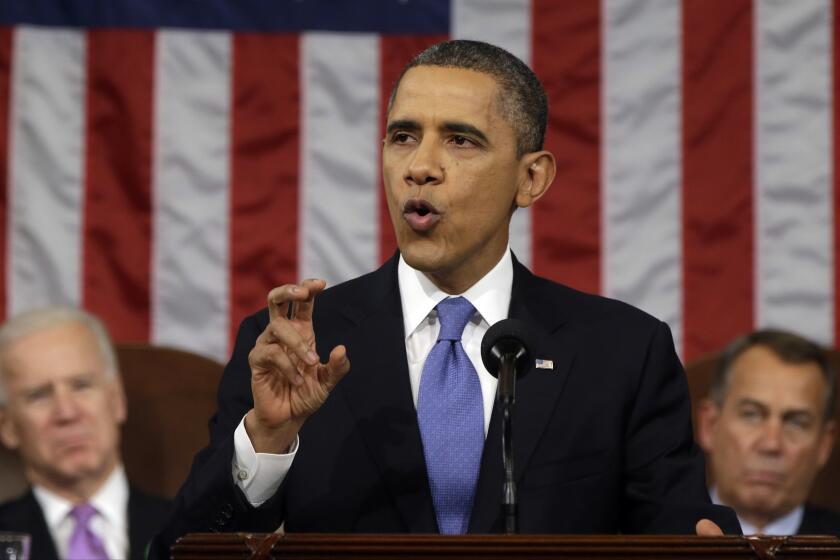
[535,358,554,370]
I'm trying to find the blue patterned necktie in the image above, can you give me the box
[417,296,484,534]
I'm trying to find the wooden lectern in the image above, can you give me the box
[172,533,840,559]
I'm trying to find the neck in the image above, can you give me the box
[423,245,508,295]
[28,462,117,505]
[739,507,794,533]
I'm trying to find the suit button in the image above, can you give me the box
[222,503,234,517]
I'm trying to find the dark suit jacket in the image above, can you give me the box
[799,504,840,537]
[154,254,739,554]
[0,486,171,560]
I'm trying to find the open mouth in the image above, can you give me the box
[402,198,441,232]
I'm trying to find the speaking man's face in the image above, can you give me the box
[0,322,126,492]
[699,345,836,525]
[382,66,533,293]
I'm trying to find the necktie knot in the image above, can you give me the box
[71,503,97,526]
[435,297,476,342]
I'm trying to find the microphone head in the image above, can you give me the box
[480,318,535,379]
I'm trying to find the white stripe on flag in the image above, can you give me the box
[299,33,379,286]
[602,0,683,354]
[452,0,532,268]
[754,0,833,345]
[7,27,86,315]
[152,31,231,361]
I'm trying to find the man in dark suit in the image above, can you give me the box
[697,329,840,537]
[0,307,170,560]
[154,39,738,553]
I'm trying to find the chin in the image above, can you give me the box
[399,241,449,273]
[55,451,106,474]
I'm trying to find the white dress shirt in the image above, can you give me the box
[32,465,129,560]
[710,487,804,535]
[232,249,514,506]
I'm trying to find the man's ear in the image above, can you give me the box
[816,419,836,468]
[515,150,556,209]
[696,399,720,453]
[0,408,20,450]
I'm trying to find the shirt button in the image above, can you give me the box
[237,469,249,481]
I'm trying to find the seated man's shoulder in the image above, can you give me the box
[801,504,840,537]
[129,486,173,517]
[0,490,40,529]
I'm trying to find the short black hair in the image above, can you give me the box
[710,329,836,422]
[387,40,548,157]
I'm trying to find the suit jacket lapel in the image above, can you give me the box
[336,256,438,532]
[469,257,576,532]
[20,490,60,560]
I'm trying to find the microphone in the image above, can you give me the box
[481,318,534,385]
[480,318,536,535]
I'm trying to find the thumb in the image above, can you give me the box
[319,345,350,390]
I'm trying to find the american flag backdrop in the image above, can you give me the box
[0,0,837,364]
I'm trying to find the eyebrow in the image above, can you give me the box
[386,119,420,135]
[385,119,490,145]
[736,398,768,411]
[441,121,490,144]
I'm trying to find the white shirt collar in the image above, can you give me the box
[32,464,129,530]
[398,248,513,336]
[710,487,805,535]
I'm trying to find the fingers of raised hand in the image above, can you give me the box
[267,279,327,322]
[260,318,319,366]
[249,339,304,386]
[250,319,321,388]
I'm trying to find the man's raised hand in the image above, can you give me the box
[245,279,350,453]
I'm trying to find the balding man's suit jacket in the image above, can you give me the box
[154,253,739,555]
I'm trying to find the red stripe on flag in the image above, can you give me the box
[83,30,155,342]
[531,0,601,294]
[0,28,10,321]
[230,34,300,348]
[682,0,754,360]
[378,35,447,264]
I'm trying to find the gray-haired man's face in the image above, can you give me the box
[0,321,126,494]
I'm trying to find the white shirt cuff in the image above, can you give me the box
[232,415,298,506]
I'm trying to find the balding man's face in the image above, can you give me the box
[0,322,126,494]
[698,346,836,527]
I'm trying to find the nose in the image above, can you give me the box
[756,419,783,455]
[51,387,82,422]
[405,137,444,186]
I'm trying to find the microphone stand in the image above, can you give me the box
[495,347,526,535]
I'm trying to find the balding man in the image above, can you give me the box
[698,329,840,536]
